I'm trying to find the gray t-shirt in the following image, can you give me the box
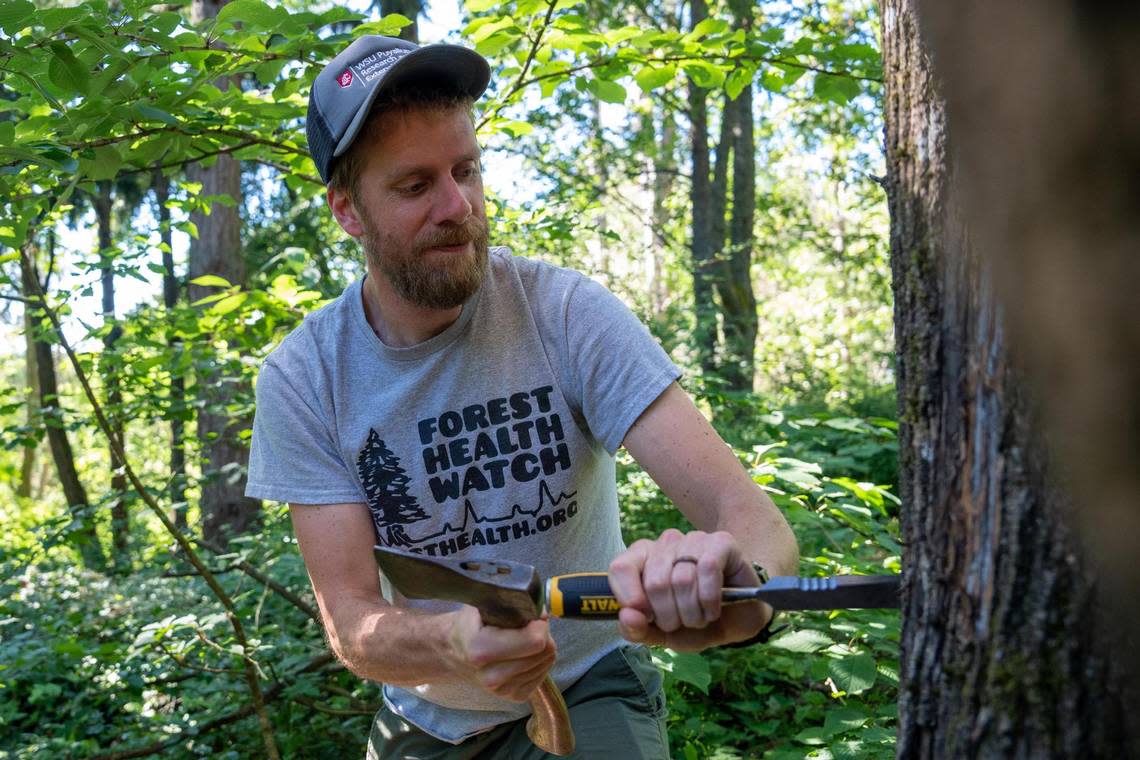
[246,247,680,742]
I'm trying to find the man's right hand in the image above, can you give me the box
[444,605,557,703]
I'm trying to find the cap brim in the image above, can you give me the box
[333,45,490,158]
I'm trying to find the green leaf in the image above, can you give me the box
[793,726,827,746]
[475,30,522,57]
[652,648,711,693]
[134,104,180,126]
[354,14,414,37]
[822,706,869,737]
[209,292,248,316]
[682,60,725,89]
[80,145,123,181]
[586,78,626,104]
[189,274,232,288]
[828,652,876,694]
[0,0,35,34]
[634,65,676,92]
[48,42,89,95]
[689,17,729,40]
[254,59,287,86]
[216,0,281,29]
[769,628,833,653]
[725,67,753,100]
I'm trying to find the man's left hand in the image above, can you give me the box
[607,528,773,651]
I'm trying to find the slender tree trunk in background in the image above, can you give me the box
[189,0,259,546]
[378,0,421,43]
[154,171,188,531]
[95,181,129,565]
[19,298,38,499]
[881,0,1135,756]
[916,0,1140,699]
[22,246,106,571]
[649,107,675,318]
[687,0,717,379]
[719,0,758,392]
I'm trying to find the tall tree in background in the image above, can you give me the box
[378,0,422,42]
[881,0,1135,755]
[21,243,106,571]
[93,181,129,564]
[687,0,759,392]
[188,0,259,544]
[687,0,717,379]
[717,0,758,391]
[154,171,189,531]
[18,287,37,499]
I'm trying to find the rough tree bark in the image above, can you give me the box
[22,244,106,571]
[881,0,1136,756]
[916,0,1140,695]
[94,180,129,563]
[188,0,259,545]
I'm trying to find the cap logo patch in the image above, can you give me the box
[337,70,353,88]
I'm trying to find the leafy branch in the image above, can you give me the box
[16,231,282,760]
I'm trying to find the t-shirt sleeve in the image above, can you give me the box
[245,359,365,505]
[562,276,682,453]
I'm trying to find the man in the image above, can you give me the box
[247,35,798,758]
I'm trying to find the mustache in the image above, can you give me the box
[416,218,487,249]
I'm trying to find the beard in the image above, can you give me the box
[360,214,490,310]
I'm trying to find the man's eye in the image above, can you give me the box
[398,182,426,194]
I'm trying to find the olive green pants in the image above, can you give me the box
[366,645,670,759]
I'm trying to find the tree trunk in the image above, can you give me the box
[915,0,1140,695]
[687,0,717,379]
[19,291,38,499]
[881,0,1136,756]
[649,106,675,318]
[155,171,188,530]
[22,246,106,571]
[719,0,758,393]
[378,0,421,43]
[95,181,129,565]
[189,0,259,545]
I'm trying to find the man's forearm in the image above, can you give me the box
[323,594,459,687]
[716,494,800,578]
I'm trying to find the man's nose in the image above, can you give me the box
[433,176,473,225]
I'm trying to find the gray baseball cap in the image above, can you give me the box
[307,35,491,184]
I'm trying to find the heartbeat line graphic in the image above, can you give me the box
[410,480,577,544]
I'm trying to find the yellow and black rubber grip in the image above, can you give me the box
[545,573,621,619]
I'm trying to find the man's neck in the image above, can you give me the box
[360,268,463,348]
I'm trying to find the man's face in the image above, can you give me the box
[344,106,489,310]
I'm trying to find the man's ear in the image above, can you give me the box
[327,186,364,238]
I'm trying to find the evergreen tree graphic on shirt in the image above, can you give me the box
[356,428,428,547]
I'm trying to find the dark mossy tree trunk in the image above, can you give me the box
[881,0,1136,756]
[189,0,259,545]
[22,244,106,571]
[915,0,1140,698]
[94,180,129,565]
